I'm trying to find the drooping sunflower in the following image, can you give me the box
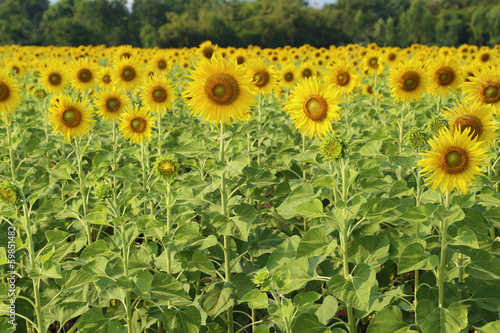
[325,60,360,95]
[39,62,69,94]
[69,58,97,91]
[284,76,342,139]
[425,56,465,97]
[462,66,500,115]
[139,74,177,114]
[0,70,21,115]
[119,104,157,144]
[184,56,256,124]
[93,86,131,121]
[279,63,298,89]
[246,58,278,96]
[418,127,490,194]
[387,61,429,102]
[111,57,146,91]
[442,100,498,146]
[47,94,96,140]
[361,51,385,76]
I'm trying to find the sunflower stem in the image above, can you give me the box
[157,112,162,156]
[436,95,441,115]
[5,114,16,181]
[220,121,234,333]
[141,141,148,216]
[257,93,262,168]
[374,74,379,115]
[112,120,118,205]
[438,192,450,308]
[121,223,133,332]
[75,138,91,245]
[343,92,350,133]
[302,133,307,181]
[166,181,173,309]
[397,103,406,180]
[414,150,422,307]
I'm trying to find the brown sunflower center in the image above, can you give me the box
[367,85,373,94]
[130,117,146,133]
[103,74,111,83]
[400,71,420,91]
[452,115,483,140]
[284,72,294,82]
[435,67,455,86]
[157,60,167,69]
[0,82,10,101]
[252,70,270,88]
[49,73,62,86]
[121,52,132,59]
[439,146,469,174]
[481,83,500,104]
[236,56,245,65]
[388,53,396,61]
[204,73,240,105]
[368,57,379,68]
[202,47,214,60]
[77,68,92,83]
[303,69,312,78]
[121,66,136,82]
[106,98,121,112]
[61,108,82,128]
[335,70,350,86]
[303,94,328,121]
[152,86,167,102]
[480,53,490,62]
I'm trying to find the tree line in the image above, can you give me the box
[0,0,499,48]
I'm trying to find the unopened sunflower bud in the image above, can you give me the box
[0,182,21,207]
[319,135,346,160]
[252,268,270,287]
[405,128,427,149]
[427,116,448,134]
[154,154,180,183]
[94,180,113,200]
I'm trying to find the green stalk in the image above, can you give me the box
[121,224,133,332]
[343,93,350,133]
[158,112,162,157]
[414,150,422,305]
[436,95,441,115]
[257,93,262,168]
[166,182,173,309]
[5,115,16,181]
[438,192,450,308]
[374,74,379,115]
[458,253,465,283]
[141,141,148,215]
[75,138,91,245]
[112,120,118,205]
[397,103,406,180]
[220,122,234,333]
[21,201,44,333]
[302,133,307,181]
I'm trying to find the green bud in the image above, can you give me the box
[319,134,346,160]
[405,127,427,150]
[427,116,448,134]
[0,182,21,207]
[154,154,180,183]
[252,268,270,287]
[94,181,113,200]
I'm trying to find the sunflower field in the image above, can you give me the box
[1,42,500,333]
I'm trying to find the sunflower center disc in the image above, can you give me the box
[481,53,490,62]
[445,151,462,167]
[483,84,500,103]
[337,74,345,82]
[253,71,269,88]
[369,58,378,67]
[285,73,294,82]
[160,161,175,174]
[303,69,312,78]
[78,69,92,82]
[205,73,240,105]
[158,60,166,69]
[106,98,120,112]
[336,71,350,86]
[62,108,81,127]
[400,72,419,91]
[152,87,167,102]
[453,115,483,140]
[122,67,136,81]
[131,118,145,132]
[103,75,111,83]
[436,67,455,86]
[303,94,328,121]
[440,146,468,174]
[0,82,8,101]
[50,74,61,85]
[202,47,214,59]
[236,56,244,65]
[389,53,396,61]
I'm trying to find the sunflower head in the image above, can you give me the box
[427,116,448,134]
[94,180,113,200]
[405,127,427,150]
[0,182,21,207]
[246,58,278,96]
[154,154,180,183]
[47,94,96,140]
[139,74,177,114]
[0,70,21,114]
[119,104,156,144]
[319,134,346,160]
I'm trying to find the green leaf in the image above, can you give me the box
[465,278,500,312]
[0,318,16,333]
[296,228,330,259]
[134,269,153,294]
[435,204,464,226]
[231,203,257,241]
[360,140,382,156]
[231,273,254,302]
[416,300,467,333]
[347,235,390,268]
[80,239,109,258]
[449,227,479,248]
[182,252,215,275]
[390,156,416,169]
[46,302,88,327]
[51,160,75,180]
[398,243,438,274]
[327,264,377,311]
[161,306,201,333]
[293,291,321,307]
[276,184,319,219]
[267,235,301,271]
[78,308,127,333]
[199,282,237,318]
[362,198,399,216]
[366,305,411,333]
[45,230,71,244]
[466,249,500,280]
[291,313,327,333]
[480,320,500,333]
[389,180,413,198]
[59,270,99,292]
[315,295,338,325]
[241,289,269,309]
[401,206,428,222]
[41,259,62,279]
[150,273,191,301]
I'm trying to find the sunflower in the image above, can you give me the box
[184,56,256,124]
[47,94,96,140]
[284,76,341,139]
[93,86,131,121]
[0,70,21,114]
[154,154,180,183]
[387,61,428,102]
[246,58,278,96]
[97,67,113,88]
[418,127,489,194]
[325,60,360,95]
[115,44,136,61]
[462,66,500,115]
[39,62,69,94]
[476,49,494,67]
[69,58,97,91]
[198,40,218,60]
[426,56,465,97]
[298,61,318,80]
[361,51,385,76]
[119,104,156,144]
[442,100,498,146]
[150,53,169,74]
[111,57,146,91]
[279,63,298,89]
[139,74,177,114]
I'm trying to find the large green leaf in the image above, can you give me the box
[465,249,500,280]
[45,302,88,328]
[291,313,328,333]
[347,235,390,268]
[150,273,191,301]
[366,306,411,333]
[296,228,333,259]
[416,300,467,333]
[267,235,301,271]
[241,289,270,309]
[315,295,338,325]
[161,306,201,333]
[78,308,127,333]
[398,242,438,274]
[199,281,237,318]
